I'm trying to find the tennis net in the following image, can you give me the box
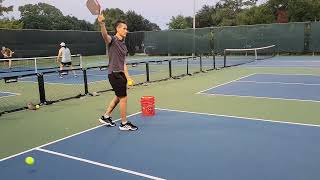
[223,45,276,67]
[0,54,82,73]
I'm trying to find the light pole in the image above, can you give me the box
[192,0,196,58]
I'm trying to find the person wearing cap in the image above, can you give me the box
[56,42,77,78]
[1,46,14,69]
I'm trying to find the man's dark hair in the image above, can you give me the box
[114,20,127,32]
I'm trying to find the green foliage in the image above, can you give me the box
[169,0,320,29]
[266,0,320,22]
[236,5,275,25]
[287,0,320,22]
[95,8,160,32]
[126,10,145,32]
[196,5,216,27]
[18,3,94,30]
[0,18,23,29]
[168,15,192,29]
[0,0,13,16]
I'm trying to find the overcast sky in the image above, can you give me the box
[2,0,266,29]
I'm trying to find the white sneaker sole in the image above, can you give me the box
[99,119,116,127]
[119,126,138,131]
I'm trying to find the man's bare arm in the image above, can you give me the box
[98,15,112,44]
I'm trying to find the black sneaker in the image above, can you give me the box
[99,116,116,127]
[119,121,138,131]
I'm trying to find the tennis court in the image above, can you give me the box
[199,73,320,102]
[1,108,320,180]
[1,20,320,180]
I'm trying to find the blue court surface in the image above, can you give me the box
[199,74,320,102]
[17,69,146,85]
[0,91,19,98]
[1,109,320,180]
[242,56,320,68]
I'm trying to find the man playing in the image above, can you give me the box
[56,42,77,78]
[1,46,14,69]
[98,15,138,131]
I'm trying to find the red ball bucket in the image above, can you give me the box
[141,96,155,116]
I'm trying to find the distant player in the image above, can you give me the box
[56,42,77,78]
[1,46,14,69]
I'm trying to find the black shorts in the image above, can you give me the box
[108,72,127,97]
[61,62,72,66]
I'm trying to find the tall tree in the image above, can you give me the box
[196,5,216,27]
[236,4,275,25]
[19,3,64,29]
[168,15,192,29]
[95,8,160,32]
[142,19,160,31]
[0,0,13,16]
[287,0,320,22]
[19,3,94,30]
[126,10,146,32]
[213,0,258,26]
[267,0,320,22]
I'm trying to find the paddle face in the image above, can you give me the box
[86,0,101,15]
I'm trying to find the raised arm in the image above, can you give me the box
[98,15,112,44]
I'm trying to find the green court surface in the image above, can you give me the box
[1,65,320,159]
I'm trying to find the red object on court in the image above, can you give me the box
[141,96,155,116]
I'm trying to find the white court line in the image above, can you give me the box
[198,92,320,103]
[245,65,320,67]
[0,91,21,98]
[263,61,320,63]
[252,73,320,77]
[241,66,320,69]
[237,80,320,86]
[20,80,83,86]
[156,108,320,128]
[0,112,141,162]
[195,73,256,94]
[20,74,84,86]
[36,148,166,180]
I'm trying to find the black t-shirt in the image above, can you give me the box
[108,36,128,74]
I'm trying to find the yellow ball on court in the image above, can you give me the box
[36,105,40,109]
[25,157,35,165]
[128,80,134,86]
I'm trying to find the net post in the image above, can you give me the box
[200,55,203,72]
[79,54,83,68]
[146,62,150,82]
[34,58,38,73]
[213,52,216,69]
[223,50,226,67]
[82,68,89,95]
[255,49,258,60]
[37,73,46,104]
[187,57,190,75]
[169,60,172,78]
